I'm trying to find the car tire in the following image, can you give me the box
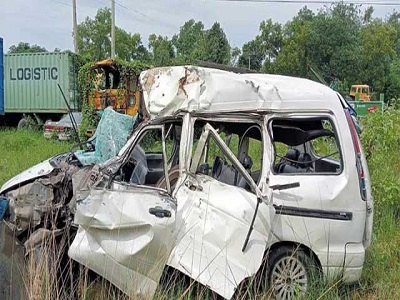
[17,118,27,130]
[266,245,319,300]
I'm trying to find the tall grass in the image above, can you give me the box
[0,110,399,300]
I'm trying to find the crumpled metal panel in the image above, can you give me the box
[168,175,271,299]
[140,66,341,119]
[69,185,177,298]
[5,181,55,233]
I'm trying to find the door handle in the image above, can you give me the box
[270,182,300,191]
[149,206,172,218]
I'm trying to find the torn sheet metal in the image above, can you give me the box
[139,66,341,119]
[74,107,136,165]
[5,179,57,233]
[69,185,177,298]
[168,175,272,299]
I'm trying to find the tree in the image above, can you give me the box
[238,39,264,70]
[173,19,206,61]
[363,6,374,24]
[203,22,230,65]
[258,20,283,65]
[360,20,397,98]
[8,42,47,53]
[148,34,175,66]
[271,7,314,77]
[77,8,149,61]
[237,18,282,71]
[301,4,363,83]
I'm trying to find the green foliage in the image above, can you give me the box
[361,110,400,210]
[8,42,47,53]
[203,22,231,65]
[238,3,400,99]
[238,19,283,71]
[172,19,231,65]
[149,34,175,66]
[77,7,149,62]
[173,19,206,61]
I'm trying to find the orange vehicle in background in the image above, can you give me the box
[349,84,371,101]
[89,58,140,116]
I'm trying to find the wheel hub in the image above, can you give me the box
[271,256,308,300]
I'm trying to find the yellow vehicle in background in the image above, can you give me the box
[89,58,140,116]
[350,84,371,101]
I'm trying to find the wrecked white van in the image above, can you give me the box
[0,66,373,300]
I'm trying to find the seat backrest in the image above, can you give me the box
[298,153,312,169]
[284,148,300,163]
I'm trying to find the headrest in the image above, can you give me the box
[284,148,300,162]
[298,153,312,168]
[241,155,253,170]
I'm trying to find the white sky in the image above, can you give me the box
[0,0,398,52]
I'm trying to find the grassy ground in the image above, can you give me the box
[0,110,399,299]
[0,129,72,185]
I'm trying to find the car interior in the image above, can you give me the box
[193,120,263,193]
[118,120,182,188]
[271,118,342,174]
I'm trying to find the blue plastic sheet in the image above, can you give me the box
[75,107,136,165]
[0,197,8,220]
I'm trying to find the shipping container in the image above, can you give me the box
[3,52,79,115]
[0,37,4,115]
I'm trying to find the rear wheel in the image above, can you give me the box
[267,246,318,300]
[17,118,27,130]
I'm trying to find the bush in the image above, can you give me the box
[360,110,400,212]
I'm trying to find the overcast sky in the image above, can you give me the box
[0,0,399,52]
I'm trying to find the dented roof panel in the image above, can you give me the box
[139,66,342,119]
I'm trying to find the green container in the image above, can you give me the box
[4,52,79,113]
[348,100,384,116]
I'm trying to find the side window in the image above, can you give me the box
[120,127,166,187]
[271,118,342,175]
[116,121,183,191]
[191,120,263,191]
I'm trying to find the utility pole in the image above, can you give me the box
[111,0,115,59]
[72,0,79,54]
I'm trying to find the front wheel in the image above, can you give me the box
[267,246,319,300]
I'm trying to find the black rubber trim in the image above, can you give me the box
[274,205,353,221]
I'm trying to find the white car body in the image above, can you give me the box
[1,66,373,300]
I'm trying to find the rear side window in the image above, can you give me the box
[270,118,342,175]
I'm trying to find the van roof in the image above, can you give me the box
[139,66,342,118]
